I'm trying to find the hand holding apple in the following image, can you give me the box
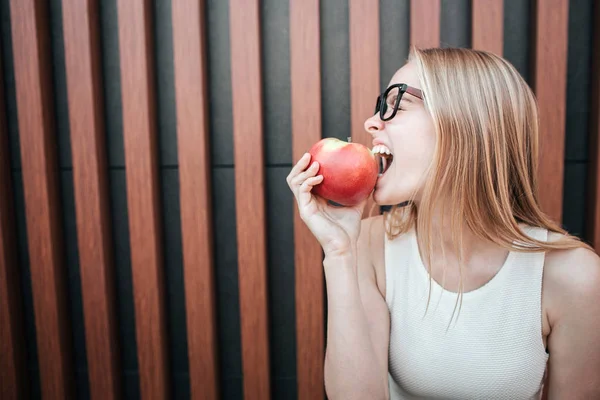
[308,138,378,206]
[286,138,378,257]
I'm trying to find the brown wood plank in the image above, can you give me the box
[531,0,569,223]
[116,0,170,397]
[9,0,74,397]
[350,0,380,217]
[228,0,271,398]
[61,0,121,398]
[410,0,441,48]
[171,1,219,399]
[0,41,27,400]
[472,0,504,56]
[350,0,379,149]
[588,0,600,251]
[289,0,325,399]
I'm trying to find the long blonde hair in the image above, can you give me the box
[382,47,592,322]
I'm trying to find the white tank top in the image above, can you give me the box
[385,224,549,399]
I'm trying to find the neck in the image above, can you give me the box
[420,208,497,265]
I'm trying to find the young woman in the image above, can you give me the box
[287,48,600,399]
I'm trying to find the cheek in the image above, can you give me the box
[393,128,435,176]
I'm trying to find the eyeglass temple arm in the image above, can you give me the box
[405,86,423,99]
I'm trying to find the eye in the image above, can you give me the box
[386,96,397,108]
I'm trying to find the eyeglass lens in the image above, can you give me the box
[383,86,401,120]
[375,85,404,121]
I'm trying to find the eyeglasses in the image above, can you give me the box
[374,83,423,121]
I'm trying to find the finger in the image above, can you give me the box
[286,153,311,186]
[291,161,320,188]
[298,174,323,205]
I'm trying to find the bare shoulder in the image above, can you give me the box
[544,232,600,321]
[357,214,386,297]
[543,233,600,396]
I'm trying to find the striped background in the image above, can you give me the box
[1,0,599,399]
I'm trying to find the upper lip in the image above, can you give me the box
[372,140,391,149]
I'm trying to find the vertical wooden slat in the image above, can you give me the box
[532,0,569,223]
[472,0,504,56]
[116,0,170,398]
[588,0,600,251]
[410,0,441,48]
[350,0,380,217]
[0,43,27,400]
[9,0,74,397]
[350,0,379,147]
[290,0,325,399]
[172,1,219,399]
[229,0,271,398]
[61,0,121,398]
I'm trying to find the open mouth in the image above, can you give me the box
[373,144,394,176]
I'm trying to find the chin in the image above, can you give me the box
[373,185,414,207]
[373,189,400,206]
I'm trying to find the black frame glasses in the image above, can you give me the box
[374,83,424,121]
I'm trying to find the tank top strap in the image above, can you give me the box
[506,224,549,281]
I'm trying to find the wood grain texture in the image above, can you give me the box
[410,0,441,48]
[116,0,170,397]
[531,0,569,223]
[588,0,600,251]
[61,0,121,398]
[172,1,219,399]
[229,0,271,398]
[0,41,27,400]
[472,0,504,56]
[289,0,325,398]
[350,0,379,217]
[9,0,74,397]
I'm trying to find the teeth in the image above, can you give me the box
[372,144,392,156]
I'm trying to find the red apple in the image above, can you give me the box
[308,137,378,206]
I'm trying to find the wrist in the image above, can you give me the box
[323,239,357,259]
[323,252,356,270]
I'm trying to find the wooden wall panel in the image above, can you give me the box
[350,0,379,217]
[61,0,121,398]
[350,0,379,148]
[532,0,569,223]
[410,0,441,48]
[0,42,27,400]
[289,0,325,399]
[9,0,74,397]
[116,0,170,397]
[229,0,271,398]
[172,1,219,399]
[588,0,600,250]
[472,0,504,56]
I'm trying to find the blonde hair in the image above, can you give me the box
[381,47,592,323]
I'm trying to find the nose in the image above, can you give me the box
[364,114,384,137]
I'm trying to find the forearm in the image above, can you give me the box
[323,255,388,400]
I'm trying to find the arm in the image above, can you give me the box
[286,155,389,399]
[323,217,390,400]
[544,246,600,399]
